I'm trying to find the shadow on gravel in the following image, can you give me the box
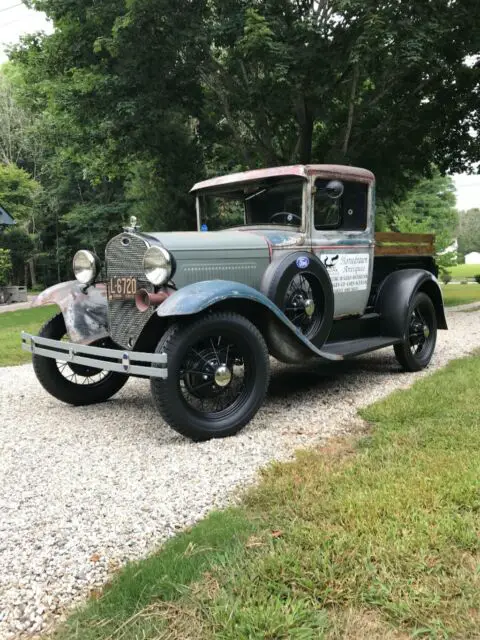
[268,352,401,399]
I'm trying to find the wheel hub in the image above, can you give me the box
[214,364,232,387]
[304,298,315,317]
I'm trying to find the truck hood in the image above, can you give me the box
[142,230,271,290]
[143,227,305,252]
[143,229,269,254]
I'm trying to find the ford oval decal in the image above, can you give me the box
[296,256,310,269]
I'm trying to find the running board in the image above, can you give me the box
[321,336,401,359]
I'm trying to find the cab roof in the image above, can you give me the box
[190,164,375,193]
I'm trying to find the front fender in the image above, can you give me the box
[375,269,448,338]
[157,280,342,361]
[32,281,109,344]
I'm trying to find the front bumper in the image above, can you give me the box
[21,332,168,378]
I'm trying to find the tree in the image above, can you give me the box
[0,227,34,285]
[0,248,12,286]
[384,170,459,272]
[0,163,41,228]
[202,0,480,200]
[458,209,480,256]
[3,0,479,285]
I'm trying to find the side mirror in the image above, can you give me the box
[325,180,344,199]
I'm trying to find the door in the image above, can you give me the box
[311,177,374,318]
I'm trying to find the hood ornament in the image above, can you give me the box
[123,215,141,233]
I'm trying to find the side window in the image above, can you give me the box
[314,179,341,229]
[314,179,368,231]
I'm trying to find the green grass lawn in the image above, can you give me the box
[441,283,480,306]
[448,263,480,279]
[52,352,480,640]
[0,305,56,366]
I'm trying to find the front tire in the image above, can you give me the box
[32,313,128,405]
[394,292,437,371]
[150,312,270,441]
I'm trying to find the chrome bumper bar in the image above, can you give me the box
[21,332,168,378]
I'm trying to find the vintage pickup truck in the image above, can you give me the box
[22,164,446,440]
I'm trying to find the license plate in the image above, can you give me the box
[107,276,138,301]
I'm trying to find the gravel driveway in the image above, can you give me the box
[1,305,480,638]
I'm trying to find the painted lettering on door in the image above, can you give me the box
[320,253,370,293]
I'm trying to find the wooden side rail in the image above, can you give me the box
[375,232,435,256]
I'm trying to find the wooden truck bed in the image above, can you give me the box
[375,232,435,256]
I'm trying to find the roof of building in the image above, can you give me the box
[0,205,15,226]
[190,164,375,193]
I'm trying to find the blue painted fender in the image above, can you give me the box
[157,280,342,361]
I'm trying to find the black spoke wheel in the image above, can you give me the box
[261,251,334,349]
[394,292,437,371]
[282,272,324,340]
[32,313,128,405]
[150,312,270,441]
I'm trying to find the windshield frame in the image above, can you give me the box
[195,177,308,233]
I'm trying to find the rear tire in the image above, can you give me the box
[32,313,128,405]
[150,312,270,441]
[394,292,437,371]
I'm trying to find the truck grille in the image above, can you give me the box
[105,233,155,348]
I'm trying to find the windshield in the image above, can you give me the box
[197,178,304,231]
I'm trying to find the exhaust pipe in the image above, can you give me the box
[135,288,170,312]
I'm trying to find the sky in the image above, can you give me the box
[0,0,479,211]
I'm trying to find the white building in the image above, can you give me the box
[465,251,480,265]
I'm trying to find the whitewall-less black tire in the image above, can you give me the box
[32,314,128,405]
[150,312,270,441]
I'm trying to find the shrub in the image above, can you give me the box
[460,279,469,285]
[442,273,452,285]
[475,274,480,285]
[0,248,12,286]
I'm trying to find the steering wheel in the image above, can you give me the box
[269,212,301,225]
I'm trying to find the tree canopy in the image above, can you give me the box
[1,0,479,284]
[458,208,480,256]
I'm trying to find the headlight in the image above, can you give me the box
[143,246,172,285]
[73,250,97,285]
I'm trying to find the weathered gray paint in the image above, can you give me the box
[31,281,109,343]
[21,332,168,377]
[145,230,270,289]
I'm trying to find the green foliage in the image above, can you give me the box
[0,227,34,285]
[2,0,479,279]
[203,0,480,199]
[457,208,480,256]
[384,170,458,273]
[0,163,41,226]
[0,248,12,285]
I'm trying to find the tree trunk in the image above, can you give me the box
[294,97,313,164]
[28,258,37,288]
[342,61,360,157]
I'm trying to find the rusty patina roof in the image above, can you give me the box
[190,164,375,192]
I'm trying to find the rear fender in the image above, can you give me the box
[375,269,447,339]
[32,281,109,344]
[157,280,342,362]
